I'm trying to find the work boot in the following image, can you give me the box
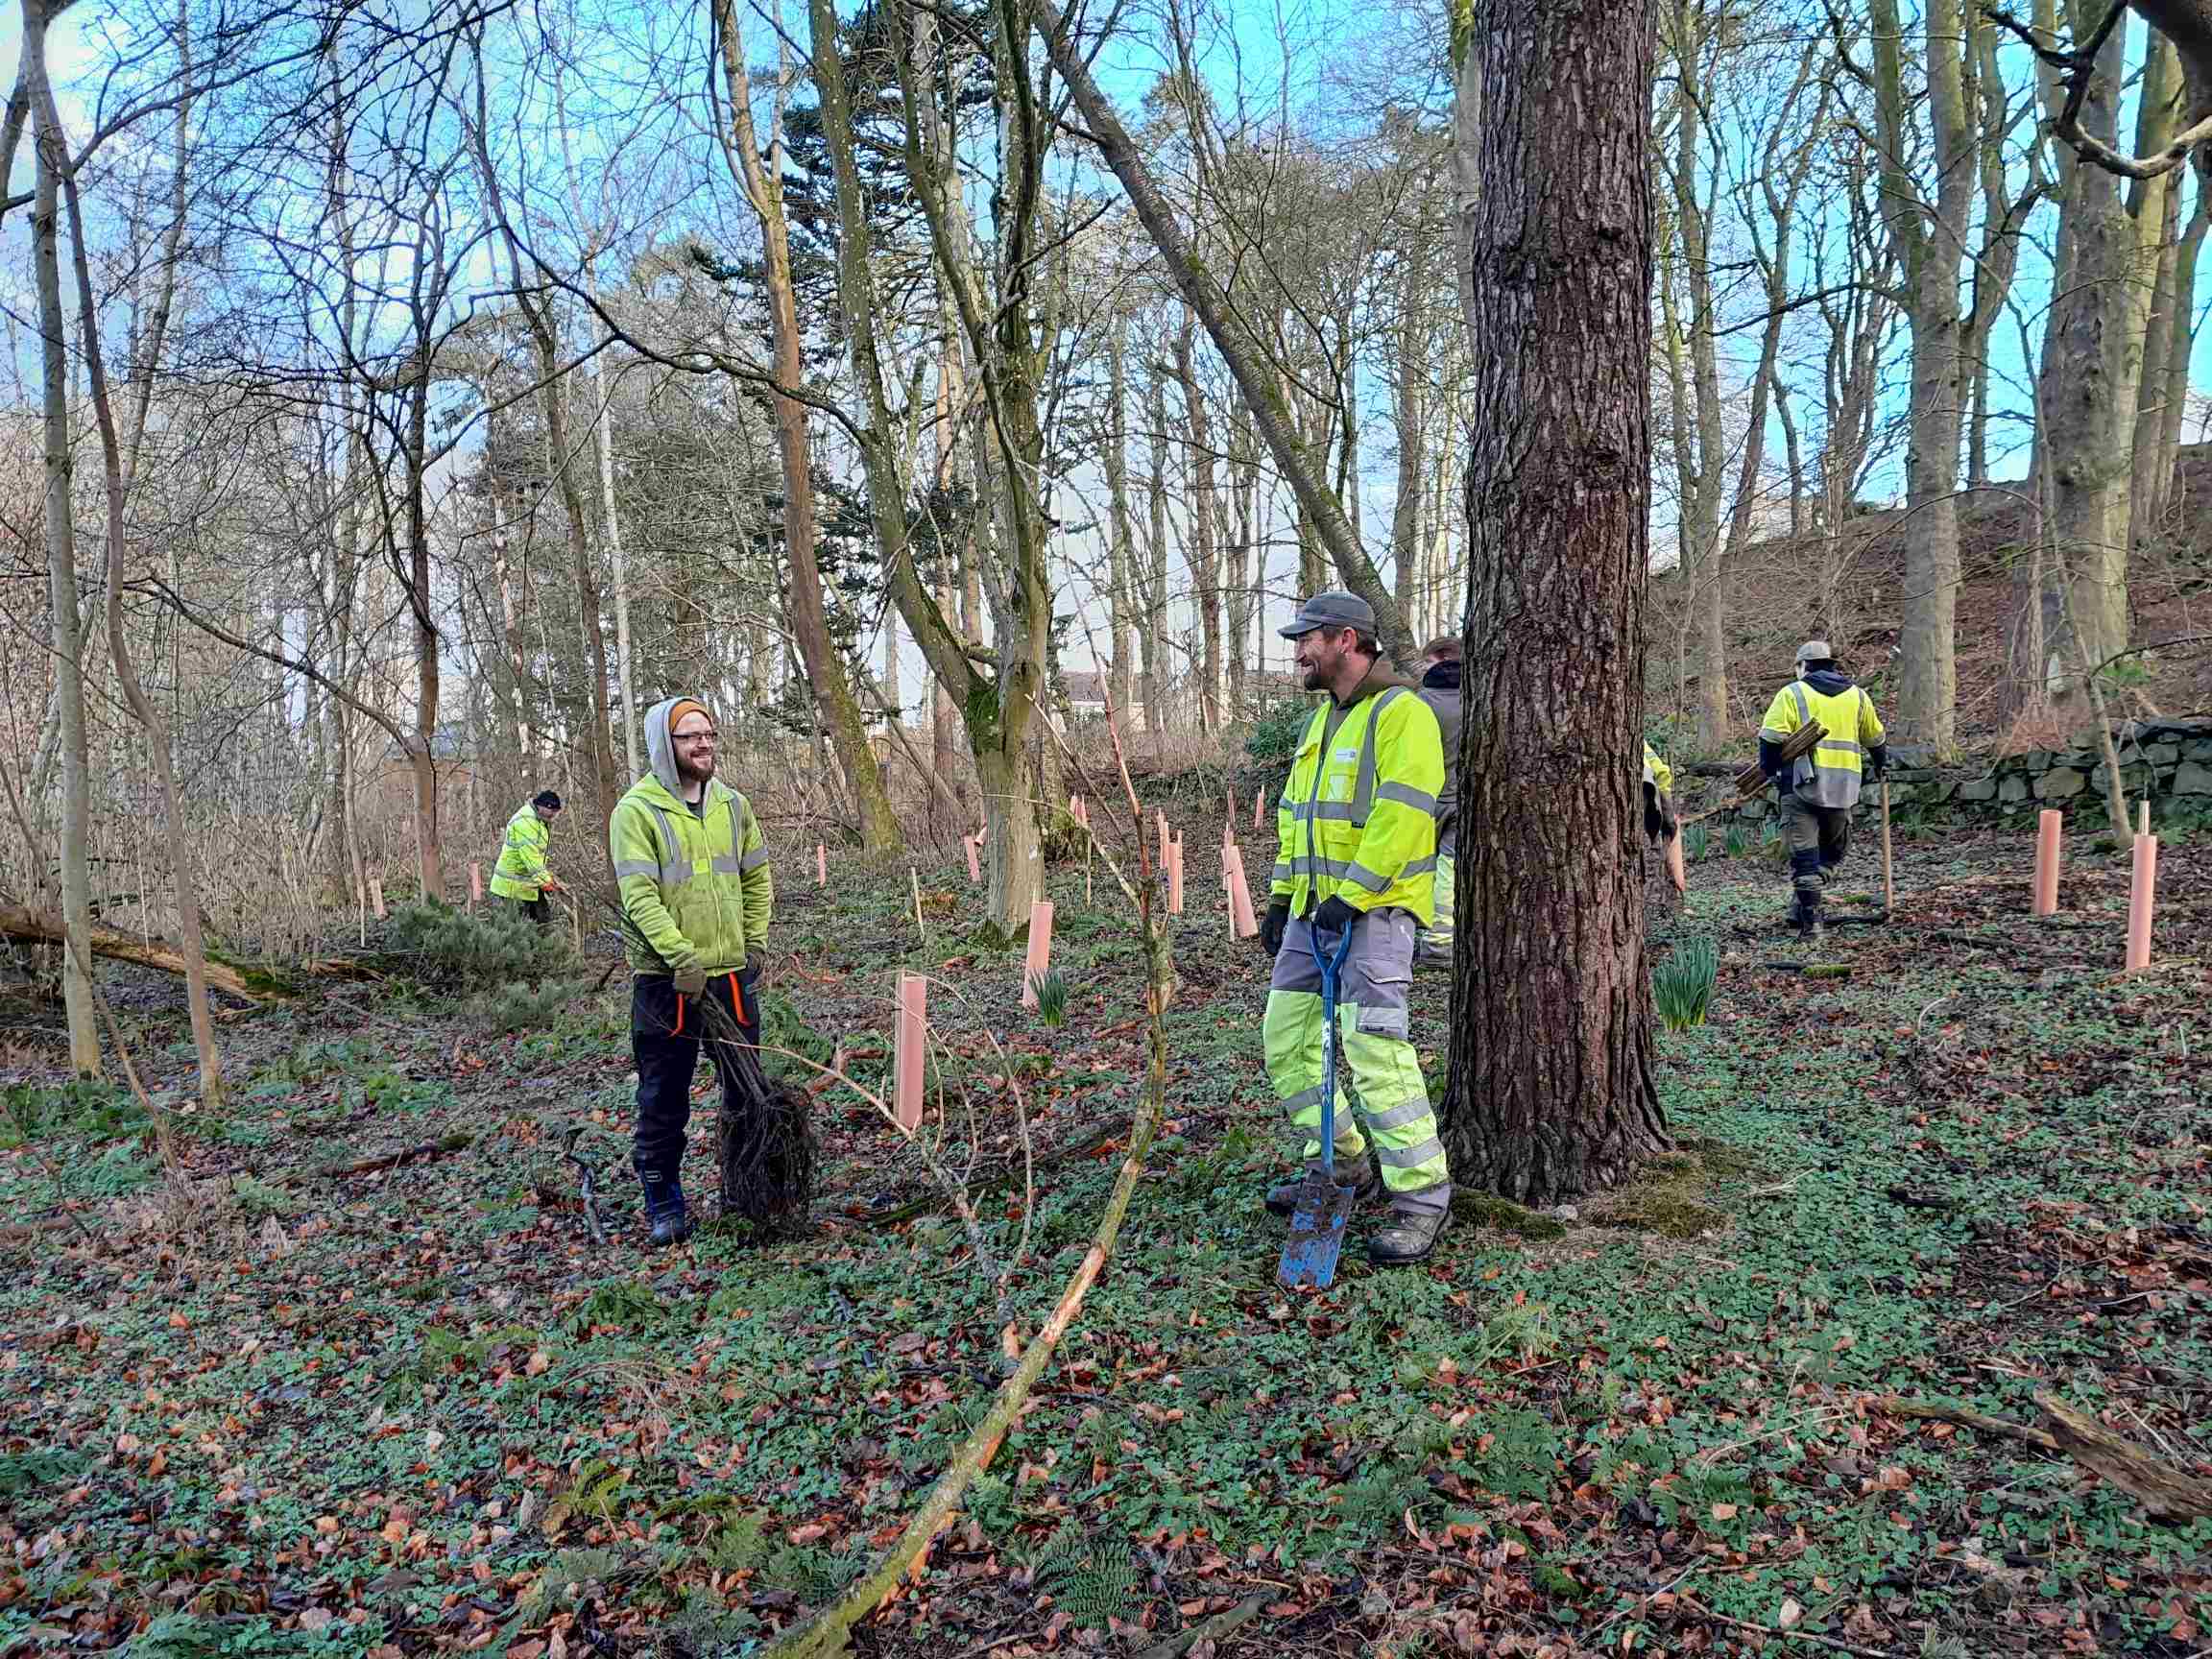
[1367,1204,1449,1266]
[641,1176,693,1247]
[1796,890,1825,945]
[1265,1154,1381,1217]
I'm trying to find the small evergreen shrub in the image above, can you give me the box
[386,899,573,989]
[1243,696,1311,766]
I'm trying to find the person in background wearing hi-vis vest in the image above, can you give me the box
[610,696,773,1245]
[1261,591,1453,1266]
[1414,637,1461,964]
[1757,640,1887,943]
[1642,742,1676,843]
[489,790,565,924]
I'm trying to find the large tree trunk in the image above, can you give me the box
[2036,0,2143,718]
[1441,0,1670,1204]
[27,0,100,1073]
[1662,1,1731,747]
[1390,241,1428,642]
[1172,310,1221,729]
[1105,313,1138,719]
[587,280,640,781]
[1142,375,1172,734]
[714,0,902,854]
[1871,0,1971,752]
[2150,187,2209,526]
[1224,406,1256,717]
[2125,38,2182,557]
[46,21,225,1105]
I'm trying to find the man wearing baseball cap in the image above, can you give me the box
[1260,590,1453,1264]
[1756,640,1887,943]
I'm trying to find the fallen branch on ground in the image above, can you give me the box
[760,599,1177,1659]
[0,902,265,1001]
[823,1118,1121,1226]
[1137,1593,1269,1659]
[1874,1395,2058,1452]
[268,1134,476,1187]
[2036,1391,2212,1523]
[1675,1595,1894,1657]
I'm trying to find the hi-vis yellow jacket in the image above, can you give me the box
[610,696,773,976]
[1759,673,1886,807]
[489,805,552,901]
[1642,742,1675,797]
[1270,670,1445,925]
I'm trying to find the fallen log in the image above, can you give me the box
[2036,1392,2212,1523]
[1876,1393,2212,1524]
[1874,1394,2058,1452]
[0,903,265,1002]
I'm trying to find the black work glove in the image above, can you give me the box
[1261,902,1290,957]
[1312,895,1361,938]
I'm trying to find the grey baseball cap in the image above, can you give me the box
[1279,589,1375,638]
[1795,639,1835,663]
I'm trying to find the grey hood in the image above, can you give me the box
[640,694,706,799]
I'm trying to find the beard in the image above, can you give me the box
[675,753,715,784]
[1299,653,1333,691]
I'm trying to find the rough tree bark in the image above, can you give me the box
[1660,0,1730,747]
[1870,0,1971,753]
[48,18,226,1107]
[1172,309,1221,728]
[24,0,100,1073]
[1105,310,1138,719]
[714,0,902,854]
[1441,0,1671,1202]
[2033,1,2144,718]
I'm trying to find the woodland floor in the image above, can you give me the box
[2,801,2209,1659]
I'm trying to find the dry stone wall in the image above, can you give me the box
[1707,717,2212,825]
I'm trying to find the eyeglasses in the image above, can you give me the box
[676,731,719,744]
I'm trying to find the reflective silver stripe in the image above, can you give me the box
[647,804,693,886]
[1271,861,1292,882]
[1788,685,1815,786]
[613,859,659,880]
[1375,1136,1445,1169]
[1374,782,1437,816]
[1287,855,1358,879]
[1816,739,1863,757]
[710,855,744,876]
[1344,861,1393,894]
[1364,1098,1435,1132]
[1299,802,1358,822]
[1279,1086,1323,1118]
[1790,683,1812,724]
[1403,855,1437,878]
[739,847,769,873]
[1759,726,1791,742]
[1350,687,1407,827]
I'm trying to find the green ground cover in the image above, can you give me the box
[2,808,2206,1657]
